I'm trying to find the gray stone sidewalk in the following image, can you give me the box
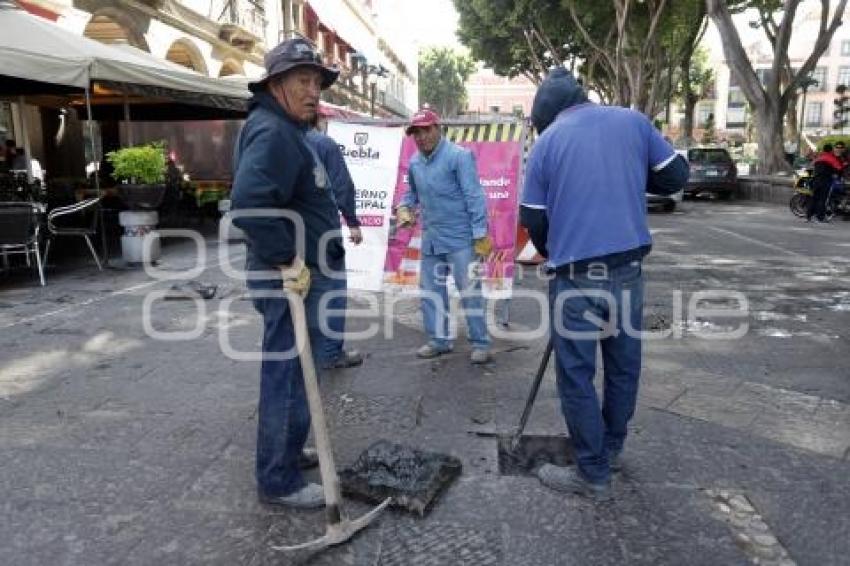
[0,200,848,565]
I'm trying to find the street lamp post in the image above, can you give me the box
[351,53,389,117]
[368,74,378,117]
[797,75,820,158]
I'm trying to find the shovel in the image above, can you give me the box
[507,340,553,453]
[272,290,390,553]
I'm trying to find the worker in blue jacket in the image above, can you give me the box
[520,68,688,501]
[396,108,493,364]
[230,38,342,509]
[305,120,364,369]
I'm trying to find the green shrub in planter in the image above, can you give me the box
[106,143,167,210]
[106,142,166,185]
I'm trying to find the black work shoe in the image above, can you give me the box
[537,464,613,502]
[321,349,364,369]
[258,483,325,508]
[298,447,319,469]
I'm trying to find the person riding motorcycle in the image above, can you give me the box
[807,143,845,222]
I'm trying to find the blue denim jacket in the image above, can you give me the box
[400,138,488,255]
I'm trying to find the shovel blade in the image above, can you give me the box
[271,497,391,553]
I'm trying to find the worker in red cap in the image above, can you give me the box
[395,106,493,364]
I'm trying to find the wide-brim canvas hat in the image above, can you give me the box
[248,38,339,93]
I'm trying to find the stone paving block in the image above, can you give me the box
[637,372,688,409]
[748,481,850,566]
[0,446,209,508]
[738,382,822,414]
[666,388,761,429]
[176,455,277,516]
[749,410,850,459]
[0,499,144,566]
[120,507,273,566]
[375,518,502,566]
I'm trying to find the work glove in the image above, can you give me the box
[396,206,415,228]
[473,236,493,258]
[349,226,364,245]
[279,256,311,297]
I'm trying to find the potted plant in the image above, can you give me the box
[106,142,167,264]
[106,142,167,210]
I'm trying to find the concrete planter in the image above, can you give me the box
[736,175,795,205]
[119,210,161,264]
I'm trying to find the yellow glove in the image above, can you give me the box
[279,256,311,297]
[473,236,493,257]
[396,206,415,228]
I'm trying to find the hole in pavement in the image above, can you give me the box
[497,434,573,477]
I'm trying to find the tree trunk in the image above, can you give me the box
[755,105,788,174]
[681,56,695,142]
[785,95,799,143]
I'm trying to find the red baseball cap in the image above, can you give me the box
[406,108,441,135]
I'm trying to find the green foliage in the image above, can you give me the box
[106,142,166,185]
[817,135,850,150]
[454,0,580,83]
[455,0,708,113]
[418,47,476,117]
[686,48,714,98]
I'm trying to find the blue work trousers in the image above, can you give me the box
[419,245,490,351]
[549,260,644,484]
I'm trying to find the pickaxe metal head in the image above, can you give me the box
[271,497,391,553]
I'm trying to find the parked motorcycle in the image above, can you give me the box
[790,168,850,219]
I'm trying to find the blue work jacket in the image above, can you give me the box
[400,138,488,255]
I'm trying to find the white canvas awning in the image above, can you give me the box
[0,3,249,112]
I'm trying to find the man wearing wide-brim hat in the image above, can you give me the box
[230,37,344,509]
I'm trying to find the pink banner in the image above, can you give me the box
[384,135,522,297]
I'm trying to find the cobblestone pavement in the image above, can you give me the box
[0,201,848,565]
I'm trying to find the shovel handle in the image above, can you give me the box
[286,290,343,521]
[511,340,553,448]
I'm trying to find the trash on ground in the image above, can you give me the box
[164,281,217,300]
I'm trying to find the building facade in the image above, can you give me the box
[281,0,416,117]
[464,66,536,119]
[13,0,416,117]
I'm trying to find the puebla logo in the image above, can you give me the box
[339,132,381,159]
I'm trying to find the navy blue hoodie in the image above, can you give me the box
[530,67,588,134]
[230,92,344,273]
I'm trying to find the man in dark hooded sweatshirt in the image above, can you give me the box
[521,68,688,501]
[230,38,343,509]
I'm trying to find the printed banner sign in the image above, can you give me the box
[384,123,525,299]
[327,122,404,291]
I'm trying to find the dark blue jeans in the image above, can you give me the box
[305,265,346,365]
[549,260,644,485]
[250,285,309,497]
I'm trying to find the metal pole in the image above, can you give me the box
[370,82,376,117]
[123,92,133,146]
[17,96,33,183]
[86,87,109,266]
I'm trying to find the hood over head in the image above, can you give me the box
[530,68,588,134]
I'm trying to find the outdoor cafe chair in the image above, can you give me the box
[0,203,45,286]
[43,197,102,271]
